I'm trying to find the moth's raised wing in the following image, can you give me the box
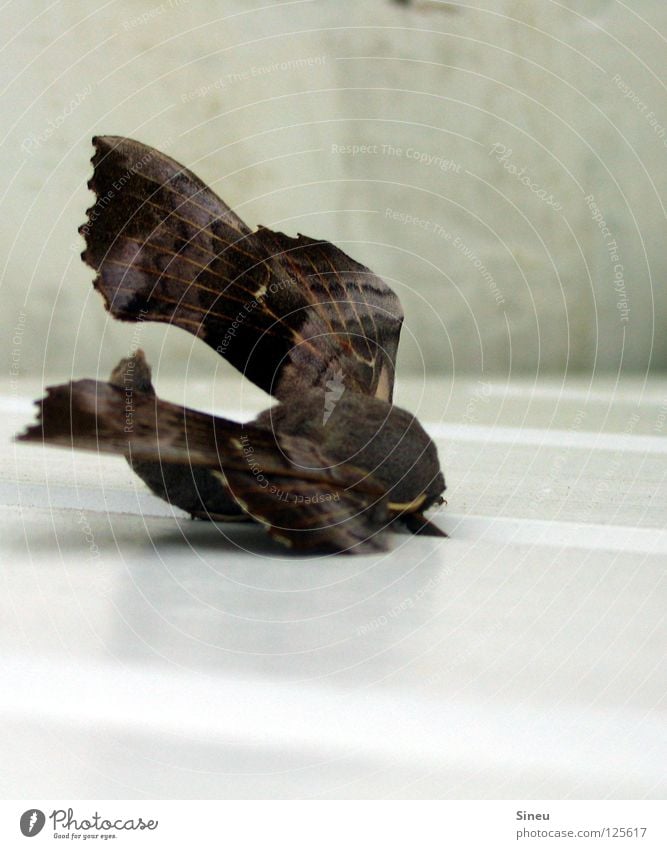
[16,379,390,553]
[81,136,403,401]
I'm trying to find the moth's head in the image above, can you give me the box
[383,406,445,510]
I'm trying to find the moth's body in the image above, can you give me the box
[18,136,447,553]
[110,351,444,534]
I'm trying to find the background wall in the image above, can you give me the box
[2,0,667,387]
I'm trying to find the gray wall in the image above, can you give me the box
[3,0,667,386]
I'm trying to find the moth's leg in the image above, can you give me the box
[395,512,448,537]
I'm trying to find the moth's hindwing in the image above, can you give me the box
[17,378,390,553]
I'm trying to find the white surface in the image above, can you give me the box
[1,376,666,799]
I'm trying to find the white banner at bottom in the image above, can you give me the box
[1,800,665,848]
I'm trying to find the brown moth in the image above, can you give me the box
[18,136,446,553]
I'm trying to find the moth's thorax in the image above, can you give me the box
[275,350,395,405]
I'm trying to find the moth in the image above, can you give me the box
[18,136,446,553]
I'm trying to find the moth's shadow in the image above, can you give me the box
[155,517,318,559]
[157,517,398,560]
[8,509,310,560]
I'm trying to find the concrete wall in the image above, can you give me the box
[3,0,667,386]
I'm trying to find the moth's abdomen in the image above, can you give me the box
[130,460,249,521]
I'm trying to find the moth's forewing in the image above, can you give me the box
[81,136,403,400]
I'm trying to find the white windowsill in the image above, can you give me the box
[1,375,665,799]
